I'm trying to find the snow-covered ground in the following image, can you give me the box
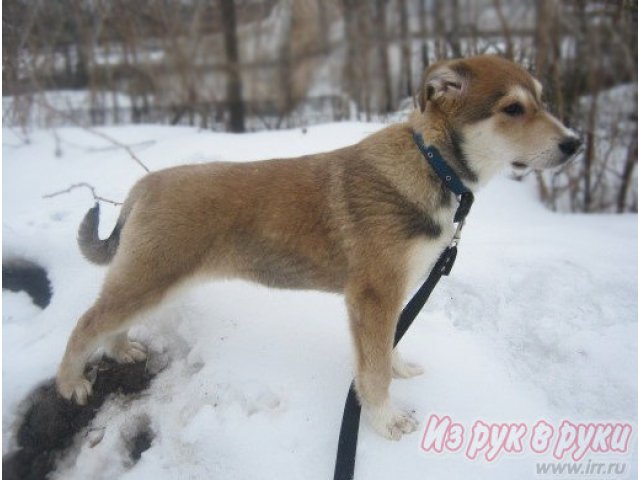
[3,122,637,479]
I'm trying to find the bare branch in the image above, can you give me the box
[35,96,150,173]
[43,182,122,206]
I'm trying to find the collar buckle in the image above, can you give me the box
[450,219,464,247]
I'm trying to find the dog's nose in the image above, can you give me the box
[558,137,581,156]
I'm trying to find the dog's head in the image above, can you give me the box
[416,55,581,180]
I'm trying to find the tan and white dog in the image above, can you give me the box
[56,55,580,440]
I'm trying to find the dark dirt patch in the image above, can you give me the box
[2,259,52,309]
[3,358,155,480]
[127,424,154,462]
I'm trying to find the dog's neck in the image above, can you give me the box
[408,110,503,191]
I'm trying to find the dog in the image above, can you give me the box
[56,55,580,440]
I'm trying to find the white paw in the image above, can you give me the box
[109,340,147,364]
[392,351,424,379]
[365,400,419,440]
[56,374,94,405]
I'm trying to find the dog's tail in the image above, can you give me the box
[77,182,144,265]
[77,203,124,265]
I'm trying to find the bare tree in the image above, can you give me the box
[447,0,463,58]
[398,0,413,98]
[220,0,245,132]
[3,0,636,213]
[417,0,430,70]
[431,0,448,59]
[616,122,637,213]
[373,0,393,112]
[342,0,372,119]
[492,0,514,60]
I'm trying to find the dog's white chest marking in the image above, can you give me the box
[403,213,454,300]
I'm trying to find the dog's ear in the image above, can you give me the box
[417,62,469,112]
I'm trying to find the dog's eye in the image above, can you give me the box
[503,103,525,116]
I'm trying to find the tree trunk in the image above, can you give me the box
[373,0,393,112]
[448,0,463,57]
[398,0,413,98]
[343,0,372,119]
[342,0,360,115]
[583,91,598,212]
[220,0,245,133]
[277,7,294,116]
[579,0,601,213]
[432,0,446,58]
[533,0,552,207]
[617,127,637,213]
[492,0,513,60]
[418,0,430,69]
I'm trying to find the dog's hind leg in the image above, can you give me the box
[55,244,189,404]
[104,332,148,364]
[55,279,168,404]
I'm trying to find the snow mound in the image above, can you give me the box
[3,123,637,479]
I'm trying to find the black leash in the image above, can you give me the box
[333,132,474,480]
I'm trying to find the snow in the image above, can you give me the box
[3,122,637,479]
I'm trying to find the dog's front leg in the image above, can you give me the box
[345,273,419,440]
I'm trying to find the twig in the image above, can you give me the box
[35,96,151,173]
[56,136,156,153]
[86,140,156,152]
[43,182,122,206]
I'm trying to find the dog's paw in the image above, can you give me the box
[56,374,94,405]
[365,401,419,440]
[392,351,424,379]
[109,340,148,364]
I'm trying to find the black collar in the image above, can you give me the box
[412,131,474,223]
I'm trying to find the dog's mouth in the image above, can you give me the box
[511,161,528,170]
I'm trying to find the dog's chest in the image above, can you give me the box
[402,210,455,300]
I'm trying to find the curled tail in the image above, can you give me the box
[78,179,146,265]
[77,203,123,265]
